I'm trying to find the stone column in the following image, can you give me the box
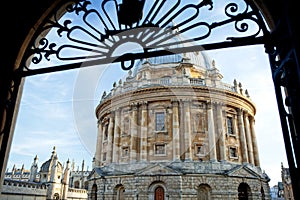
[172,100,180,161]
[130,102,138,162]
[95,121,103,166]
[183,100,192,160]
[102,121,108,162]
[216,103,226,161]
[140,101,148,162]
[207,102,217,161]
[250,117,260,166]
[237,108,248,163]
[112,108,121,163]
[244,111,254,165]
[179,101,185,160]
[107,113,115,163]
[233,114,238,136]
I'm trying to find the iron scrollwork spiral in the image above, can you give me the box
[19,0,268,75]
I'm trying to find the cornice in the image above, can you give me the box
[96,85,256,117]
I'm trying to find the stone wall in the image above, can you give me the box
[1,179,47,200]
[88,162,271,200]
[1,179,88,200]
[88,173,271,200]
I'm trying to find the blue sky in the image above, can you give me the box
[6,0,288,188]
[7,44,288,187]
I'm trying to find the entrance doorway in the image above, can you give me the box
[155,186,165,200]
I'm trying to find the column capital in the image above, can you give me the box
[237,108,244,115]
[139,101,148,109]
[206,100,213,109]
[216,101,225,107]
[243,110,249,118]
[183,100,191,107]
[171,98,179,103]
[109,112,115,119]
[182,98,192,103]
[249,115,255,123]
[130,102,138,110]
[171,100,179,107]
[112,107,121,112]
[102,116,109,124]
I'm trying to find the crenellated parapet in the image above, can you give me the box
[2,179,47,196]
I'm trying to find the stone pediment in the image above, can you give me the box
[226,165,261,179]
[88,168,104,179]
[135,164,182,176]
[88,166,127,179]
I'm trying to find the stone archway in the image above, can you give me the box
[91,183,97,200]
[197,184,212,200]
[113,184,125,200]
[148,182,168,200]
[238,182,251,200]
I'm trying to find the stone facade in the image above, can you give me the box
[89,47,271,199]
[281,163,294,200]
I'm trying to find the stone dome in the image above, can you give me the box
[40,158,63,172]
[132,51,214,76]
[130,26,214,77]
[40,147,63,172]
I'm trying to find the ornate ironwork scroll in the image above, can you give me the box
[3,0,269,184]
[17,0,269,77]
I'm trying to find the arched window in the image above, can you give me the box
[53,193,59,200]
[74,180,80,188]
[117,185,125,200]
[84,181,89,190]
[155,186,164,200]
[197,184,211,200]
[149,181,167,200]
[160,76,171,85]
[238,182,251,200]
[91,184,97,200]
[114,184,125,200]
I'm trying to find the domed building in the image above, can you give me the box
[89,46,271,199]
[3,147,89,200]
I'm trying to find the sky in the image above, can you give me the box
[7,44,288,187]
[6,0,289,188]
